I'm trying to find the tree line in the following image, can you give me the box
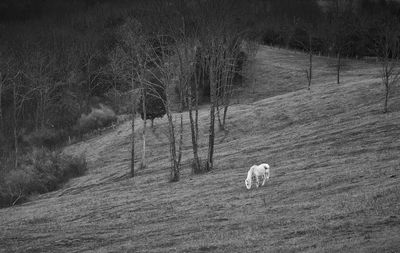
[257,0,400,110]
[1,0,400,185]
[0,0,255,183]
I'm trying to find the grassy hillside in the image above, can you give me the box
[0,46,399,253]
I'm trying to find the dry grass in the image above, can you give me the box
[0,46,399,253]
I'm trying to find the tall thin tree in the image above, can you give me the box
[374,18,400,113]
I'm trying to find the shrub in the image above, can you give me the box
[59,154,87,181]
[47,92,81,129]
[24,128,68,149]
[0,149,87,208]
[74,104,117,135]
[137,81,166,125]
[262,28,284,46]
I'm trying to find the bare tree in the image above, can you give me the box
[144,36,185,182]
[294,24,317,90]
[305,35,313,90]
[22,45,61,130]
[374,18,400,113]
[137,55,150,170]
[140,86,147,169]
[115,16,185,180]
[0,53,11,133]
[123,20,152,172]
[12,77,18,169]
[10,71,24,169]
[215,35,244,131]
[188,50,202,173]
[201,35,235,171]
[111,18,146,177]
[193,0,244,171]
[0,49,16,154]
[172,34,201,172]
[77,32,102,112]
[204,41,218,171]
[326,0,355,84]
[105,64,135,176]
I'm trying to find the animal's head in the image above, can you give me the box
[245,179,251,189]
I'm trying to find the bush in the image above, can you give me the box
[74,104,117,135]
[47,92,81,129]
[262,28,284,46]
[0,149,87,208]
[24,128,68,149]
[137,81,166,124]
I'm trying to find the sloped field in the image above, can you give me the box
[0,46,399,253]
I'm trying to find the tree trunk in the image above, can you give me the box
[130,77,136,177]
[206,53,218,172]
[384,81,389,113]
[41,91,45,129]
[177,113,184,166]
[187,66,201,172]
[222,65,233,128]
[13,81,18,169]
[308,53,313,90]
[216,98,223,130]
[337,52,341,84]
[141,88,147,169]
[206,102,215,172]
[195,72,199,149]
[167,111,179,182]
[308,34,313,90]
[177,68,185,169]
[216,63,225,131]
[0,74,3,132]
[222,104,229,127]
[187,83,200,172]
[188,106,200,172]
[130,112,135,177]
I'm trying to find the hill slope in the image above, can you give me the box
[1,46,400,253]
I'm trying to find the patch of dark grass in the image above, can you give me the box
[25,216,52,225]
[0,149,87,208]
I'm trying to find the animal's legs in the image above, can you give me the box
[256,176,260,187]
[262,173,267,186]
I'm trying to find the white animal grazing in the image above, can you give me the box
[245,163,270,190]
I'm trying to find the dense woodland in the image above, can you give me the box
[1,0,400,207]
